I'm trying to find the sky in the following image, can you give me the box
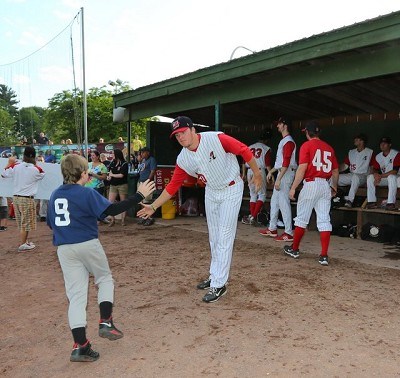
[1,0,400,108]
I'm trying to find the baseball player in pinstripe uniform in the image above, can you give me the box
[259,117,297,241]
[242,132,272,225]
[365,137,400,210]
[338,134,374,208]
[138,116,262,303]
[283,120,339,266]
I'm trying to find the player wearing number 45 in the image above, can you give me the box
[283,120,339,266]
[47,154,155,362]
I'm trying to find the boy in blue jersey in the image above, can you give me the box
[47,154,155,362]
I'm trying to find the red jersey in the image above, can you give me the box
[299,139,338,180]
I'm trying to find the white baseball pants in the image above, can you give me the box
[294,178,332,232]
[338,173,367,202]
[269,169,295,235]
[367,174,397,203]
[57,239,114,329]
[205,179,244,288]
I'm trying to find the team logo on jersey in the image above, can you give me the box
[363,156,367,160]
[209,151,216,162]
[197,173,207,184]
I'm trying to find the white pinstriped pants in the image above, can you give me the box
[205,179,244,288]
[367,174,397,204]
[269,169,295,235]
[247,168,267,202]
[294,179,332,232]
[338,173,367,202]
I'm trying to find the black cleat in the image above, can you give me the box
[70,341,99,362]
[202,286,227,303]
[197,278,211,290]
[99,318,124,340]
[319,255,329,266]
[283,245,300,259]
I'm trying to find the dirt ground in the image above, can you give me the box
[1,216,400,377]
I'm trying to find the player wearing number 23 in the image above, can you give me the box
[284,120,339,266]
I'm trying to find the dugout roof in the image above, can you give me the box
[113,11,400,130]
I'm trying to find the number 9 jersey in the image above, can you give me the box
[300,139,338,179]
[47,185,111,246]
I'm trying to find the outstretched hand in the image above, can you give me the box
[137,179,156,199]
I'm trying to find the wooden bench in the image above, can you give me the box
[332,186,400,237]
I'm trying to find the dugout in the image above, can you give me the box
[114,11,400,223]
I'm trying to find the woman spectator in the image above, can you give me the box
[85,151,108,196]
[107,149,129,226]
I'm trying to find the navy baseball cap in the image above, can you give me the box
[170,116,193,138]
[302,120,320,133]
[276,116,292,128]
[380,137,392,144]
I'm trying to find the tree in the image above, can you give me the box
[17,106,45,143]
[0,84,19,119]
[0,108,18,145]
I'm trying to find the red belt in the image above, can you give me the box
[229,180,235,186]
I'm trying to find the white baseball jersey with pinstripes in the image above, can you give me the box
[177,132,243,288]
[245,142,270,202]
[274,135,297,169]
[347,147,374,174]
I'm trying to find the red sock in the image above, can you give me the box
[292,226,306,250]
[320,231,330,256]
[249,202,255,217]
[253,200,264,218]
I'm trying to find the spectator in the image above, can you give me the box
[100,153,111,199]
[1,146,45,251]
[132,134,143,152]
[86,151,108,196]
[66,139,73,145]
[99,138,104,143]
[38,132,50,145]
[60,139,66,145]
[36,155,47,222]
[0,196,8,231]
[137,147,157,226]
[118,137,124,143]
[107,149,129,226]
[44,149,56,164]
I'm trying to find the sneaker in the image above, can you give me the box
[143,218,155,226]
[274,233,294,242]
[99,318,124,340]
[18,243,36,252]
[241,215,254,225]
[366,202,378,209]
[197,278,211,290]
[344,200,353,208]
[202,286,227,303]
[319,255,329,266]
[259,228,278,237]
[283,245,300,259]
[0,226,7,231]
[137,217,146,225]
[70,341,99,362]
[39,216,46,222]
[385,203,396,211]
